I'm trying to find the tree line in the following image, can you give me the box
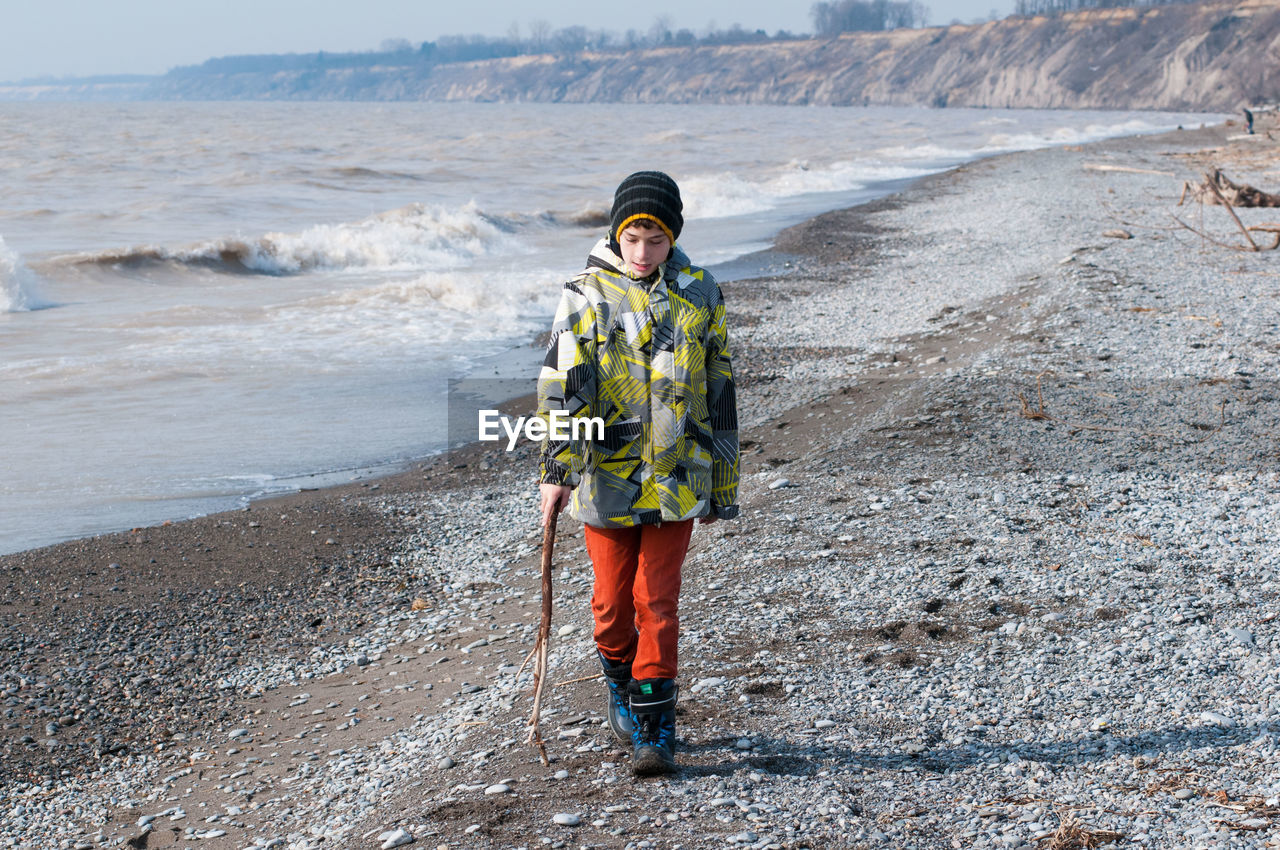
[168,5,959,80]
[170,21,806,79]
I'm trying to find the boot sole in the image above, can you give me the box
[632,745,676,776]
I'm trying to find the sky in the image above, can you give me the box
[1,0,1015,82]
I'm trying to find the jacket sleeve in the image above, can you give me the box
[705,284,739,519]
[537,279,597,486]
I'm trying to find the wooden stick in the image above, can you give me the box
[514,644,537,683]
[1203,169,1261,251]
[1170,213,1250,252]
[1017,372,1050,420]
[524,514,556,764]
[1247,224,1280,250]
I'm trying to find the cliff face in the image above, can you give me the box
[144,0,1280,110]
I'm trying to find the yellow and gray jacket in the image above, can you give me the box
[538,238,739,527]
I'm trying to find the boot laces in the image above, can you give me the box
[637,713,664,746]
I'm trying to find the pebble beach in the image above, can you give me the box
[4,116,1280,850]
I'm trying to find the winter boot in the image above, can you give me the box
[599,652,634,745]
[628,678,678,776]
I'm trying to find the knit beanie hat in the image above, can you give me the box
[609,171,684,250]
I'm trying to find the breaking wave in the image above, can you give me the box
[68,202,522,275]
[561,204,611,228]
[1,237,47,312]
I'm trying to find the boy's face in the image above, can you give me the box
[618,224,671,278]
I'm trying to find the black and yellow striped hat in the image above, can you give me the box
[609,171,684,248]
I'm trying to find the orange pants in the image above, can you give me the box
[584,520,693,681]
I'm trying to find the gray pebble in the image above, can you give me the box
[1200,711,1235,728]
[378,828,413,849]
[1225,627,1254,646]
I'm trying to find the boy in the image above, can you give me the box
[537,171,739,776]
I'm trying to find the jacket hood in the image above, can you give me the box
[585,237,689,282]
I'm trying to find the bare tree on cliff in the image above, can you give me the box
[528,20,552,54]
[649,15,675,46]
[812,0,931,34]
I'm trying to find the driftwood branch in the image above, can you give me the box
[1017,372,1050,420]
[1245,224,1280,250]
[1169,212,1256,252]
[1203,171,1260,251]
[1083,163,1175,177]
[1181,168,1280,209]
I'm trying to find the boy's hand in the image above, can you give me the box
[540,483,572,527]
[698,515,718,525]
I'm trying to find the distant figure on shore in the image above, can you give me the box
[1243,107,1254,134]
[537,171,740,776]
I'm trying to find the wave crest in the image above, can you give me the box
[70,202,521,275]
[562,204,611,228]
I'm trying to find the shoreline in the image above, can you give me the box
[7,116,1280,849]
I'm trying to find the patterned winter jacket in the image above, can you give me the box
[537,238,739,528]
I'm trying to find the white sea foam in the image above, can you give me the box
[7,269,566,380]
[681,173,776,218]
[979,119,1170,153]
[680,118,1183,224]
[0,236,45,312]
[259,269,563,352]
[682,159,934,220]
[876,143,975,162]
[73,202,523,275]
